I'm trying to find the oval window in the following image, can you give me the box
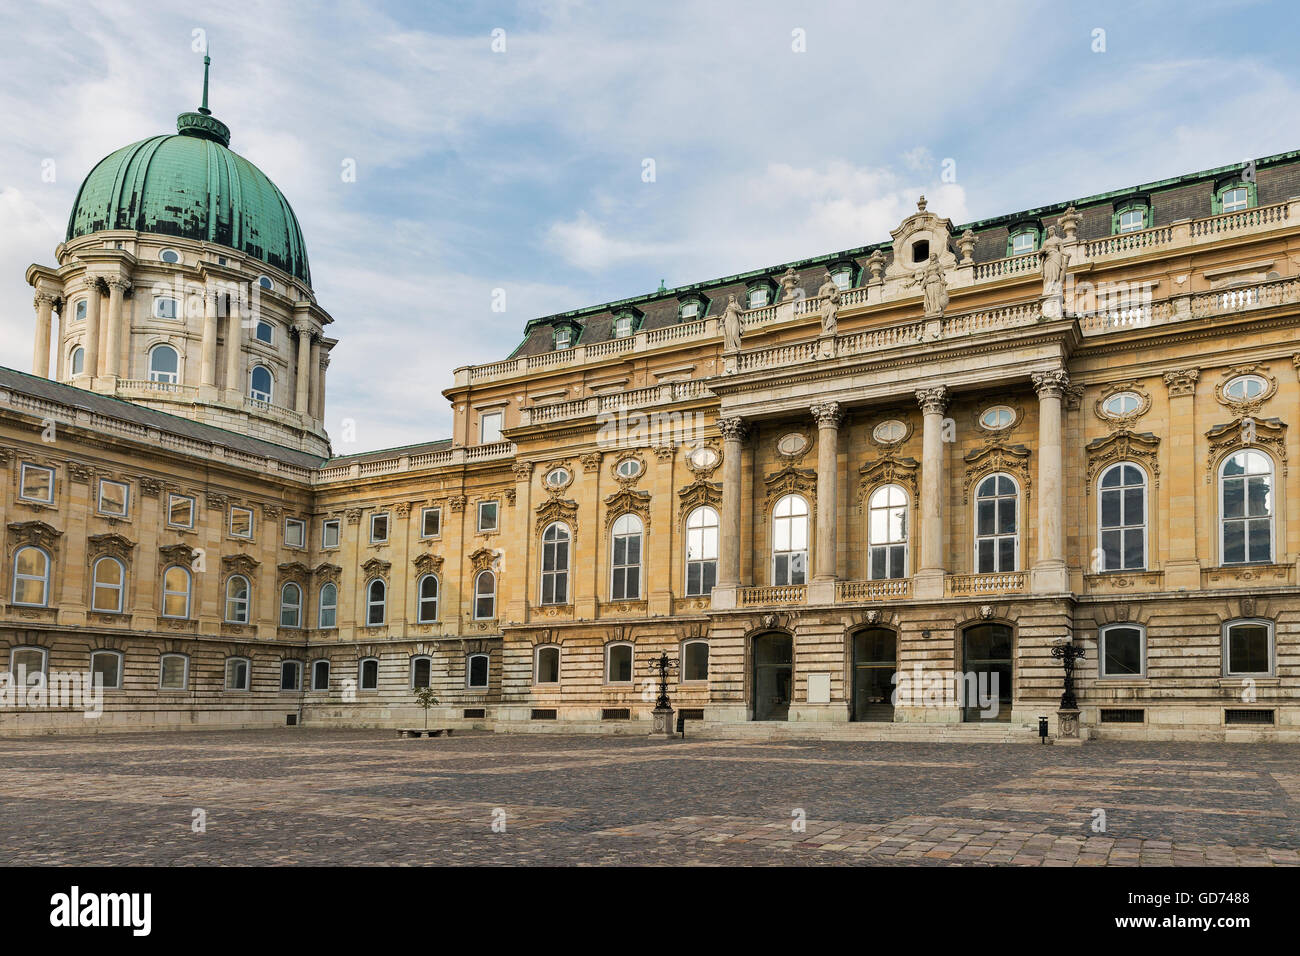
[980,406,1015,430]
[258,275,274,291]
[159,248,181,264]
[1101,392,1141,417]
[872,420,907,443]
[615,458,642,479]
[776,433,808,456]
[687,446,719,469]
[545,467,570,487]
[1224,375,1267,401]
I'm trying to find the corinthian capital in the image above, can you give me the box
[915,386,949,415]
[104,276,131,294]
[1162,368,1200,397]
[717,417,748,443]
[1031,366,1070,398]
[33,291,56,309]
[810,401,843,429]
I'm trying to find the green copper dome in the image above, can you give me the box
[65,95,311,284]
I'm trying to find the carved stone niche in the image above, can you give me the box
[1084,431,1161,493]
[961,444,1032,504]
[87,532,135,564]
[884,195,958,280]
[858,454,921,511]
[7,520,63,557]
[1204,417,1288,483]
[413,552,444,575]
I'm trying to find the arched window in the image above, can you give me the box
[358,657,379,691]
[474,570,496,620]
[467,653,489,689]
[310,659,330,691]
[70,346,85,375]
[1223,619,1274,677]
[1099,624,1145,678]
[683,640,709,682]
[249,365,273,403]
[540,522,570,605]
[410,655,433,689]
[318,582,338,628]
[90,650,123,690]
[1221,450,1273,565]
[606,642,633,683]
[255,321,274,344]
[90,556,125,613]
[366,578,387,626]
[280,660,302,691]
[12,546,50,607]
[10,646,47,681]
[610,514,643,600]
[772,494,809,586]
[225,574,251,624]
[1099,463,1147,571]
[280,582,303,628]
[535,645,560,684]
[224,656,250,691]
[161,565,191,618]
[417,574,439,623]
[159,653,189,690]
[867,485,908,579]
[685,506,719,596]
[975,474,1018,573]
[148,345,179,383]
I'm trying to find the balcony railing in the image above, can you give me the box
[738,585,805,607]
[946,572,1026,596]
[837,579,910,601]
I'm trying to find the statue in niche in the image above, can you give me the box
[722,294,744,352]
[817,272,841,336]
[1039,224,1068,297]
[910,253,949,317]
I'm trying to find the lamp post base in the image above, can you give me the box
[650,707,675,738]
[1056,708,1082,742]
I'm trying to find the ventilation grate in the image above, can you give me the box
[530,709,557,720]
[285,714,298,726]
[1225,708,1274,726]
[678,708,705,721]
[1099,709,1144,724]
[463,708,486,719]
[601,708,630,720]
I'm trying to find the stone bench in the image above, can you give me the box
[396,728,454,738]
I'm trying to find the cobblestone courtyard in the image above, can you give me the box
[1,729,1298,866]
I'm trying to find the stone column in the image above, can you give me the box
[82,278,102,382]
[294,321,316,415]
[808,401,843,604]
[224,311,243,400]
[200,287,219,392]
[316,354,329,421]
[1163,368,1201,589]
[308,335,322,418]
[914,386,949,599]
[32,292,54,377]
[713,417,747,609]
[103,277,129,380]
[1030,366,1069,593]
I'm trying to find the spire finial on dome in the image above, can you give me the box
[199,51,212,115]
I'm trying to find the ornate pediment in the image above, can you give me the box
[277,561,312,581]
[361,556,392,579]
[604,487,652,530]
[762,463,817,516]
[468,547,499,572]
[6,520,63,554]
[961,443,1032,504]
[857,454,920,510]
[221,553,261,574]
[87,532,135,562]
[159,543,197,567]
[414,552,444,574]
[677,477,722,526]
[1084,430,1161,492]
[1205,417,1288,483]
[535,496,579,534]
[312,563,342,581]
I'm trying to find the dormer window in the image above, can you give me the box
[613,314,633,338]
[831,267,853,290]
[911,240,930,263]
[1113,202,1149,234]
[1214,182,1255,215]
[555,327,572,349]
[747,287,768,308]
[1008,228,1039,256]
[679,300,699,320]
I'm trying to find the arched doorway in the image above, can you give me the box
[962,623,1013,722]
[752,632,793,721]
[852,628,896,722]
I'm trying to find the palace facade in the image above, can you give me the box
[4,75,1300,740]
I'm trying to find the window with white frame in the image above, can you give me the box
[153,296,179,319]
[359,657,379,691]
[540,522,570,605]
[225,575,251,623]
[90,556,125,613]
[10,646,47,682]
[555,326,572,349]
[535,645,560,684]
[474,570,496,619]
[90,650,123,690]
[747,286,769,308]
[477,501,499,533]
[318,582,338,628]
[167,494,195,529]
[420,507,441,538]
[74,299,88,321]
[98,479,129,518]
[606,642,633,683]
[1010,230,1037,255]
[1099,624,1145,678]
[159,653,189,690]
[410,656,433,689]
[1220,450,1273,564]
[148,345,179,383]
[280,660,302,691]
[975,473,1018,573]
[1116,205,1147,233]
[12,546,50,606]
[311,659,330,691]
[1098,463,1147,571]
[161,565,191,618]
[417,574,439,623]
[1223,619,1273,677]
[610,514,643,600]
[678,299,700,321]
[70,346,85,375]
[613,313,634,338]
[480,410,503,444]
[18,463,54,503]
[225,657,250,691]
[280,582,303,628]
[867,484,908,580]
[249,365,273,403]
[370,512,389,543]
[1224,374,1268,402]
[1219,185,1250,213]
[229,506,254,539]
[831,267,853,290]
[365,578,386,626]
[467,653,489,689]
[683,640,709,681]
[685,506,718,596]
[772,494,809,586]
[284,518,306,549]
[321,518,340,549]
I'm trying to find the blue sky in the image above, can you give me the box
[2,0,1298,454]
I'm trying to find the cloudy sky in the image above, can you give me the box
[1,0,1297,455]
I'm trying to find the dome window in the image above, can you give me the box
[70,347,85,375]
[148,345,180,384]
[159,248,181,264]
[255,321,274,344]
[153,296,179,319]
[258,275,274,291]
[74,299,87,321]
[249,365,274,404]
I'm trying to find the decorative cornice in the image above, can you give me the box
[857,454,921,510]
[361,556,392,579]
[603,487,652,530]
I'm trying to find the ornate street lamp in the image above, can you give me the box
[645,652,679,738]
[1050,639,1086,738]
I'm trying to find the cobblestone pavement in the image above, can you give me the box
[1,729,1297,866]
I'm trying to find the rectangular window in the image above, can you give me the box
[18,463,55,503]
[97,479,129,518]
[1099,626,1145,678]
[229,506,254,539]
[679,301,699,320]
[478,501,499,533]
[467,654,489,689]
[311,660,330,691]
[1117,208,1146,233]
[159,654,188,690]
[321,519,340,549]
[167,494,195,529]
[1225,622,1273,677]
[370,513,389,544]
[1221,187,1249,213]
[153,297,178,319]
[748,288,768,308]
[480,411,503,444]
[284,518,306,549]
[1011,232,1035,255]
[225,658,250,691]
[280,661,301,691]
[832,270,852,290]
[90,651,122,690]
[421,507,441,538]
